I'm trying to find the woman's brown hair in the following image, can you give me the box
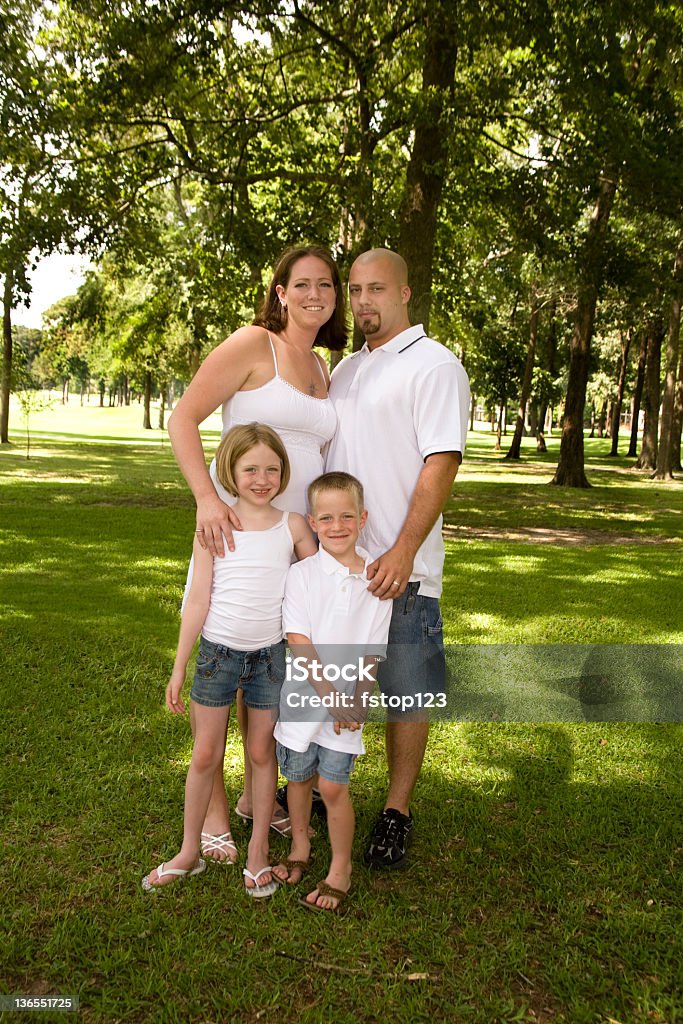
[254,245,348,351]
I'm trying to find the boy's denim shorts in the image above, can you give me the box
[376,583,446,716]
[276,741,357,785]
[190,637,285,711]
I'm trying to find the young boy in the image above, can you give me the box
[273,471,392,911]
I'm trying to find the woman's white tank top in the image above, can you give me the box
[209,333,337,515]
[201,512,294,651]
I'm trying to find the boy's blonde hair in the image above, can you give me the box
[307,471,364,514]
[215,423,290,498]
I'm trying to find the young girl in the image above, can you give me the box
[142,423,317,897]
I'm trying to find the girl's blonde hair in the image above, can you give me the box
[214,423,290,498]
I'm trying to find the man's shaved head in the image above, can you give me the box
[352,248,409,287]
[348,248,412,347]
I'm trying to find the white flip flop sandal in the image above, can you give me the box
[243,866,279,898]
[200,832,238,863]
[235,805,296,837]
[142,859,206,892]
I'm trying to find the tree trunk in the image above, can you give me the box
[188,341,202,378]
[635,317,664,470]
[536,401,548,452]
[652,243,683,480]
[528,403,538,437]
[158,385,166,431]
[627,330,648,457]
[609,328,632,456]
[142,370,152,429]
[505,283,540,460]
[539,298,558,454]
[398,3,458,333]
[552,170,618,487]
[495,404,504,450]
[349,64,377,353]
[597,398,608,438]
[671,344,683,472]
[589,401,596,438]
[1,269,14,444]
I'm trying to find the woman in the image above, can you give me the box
[167,245,346,861]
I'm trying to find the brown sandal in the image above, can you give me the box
[286,857,313,876]
[299,880,350,913]
[275,856,314,884]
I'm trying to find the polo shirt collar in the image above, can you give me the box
[317,545,372,578]
[356,323,426,357]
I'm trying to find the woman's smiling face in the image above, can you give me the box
[276,255,337,329]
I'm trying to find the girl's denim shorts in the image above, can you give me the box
[190,636,286,711]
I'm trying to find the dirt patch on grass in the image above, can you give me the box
[443,525,681,546]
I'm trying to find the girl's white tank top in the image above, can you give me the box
[201,512,294,651]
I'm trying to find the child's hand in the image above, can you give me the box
[333,719,361,735]
[165,672,186,714]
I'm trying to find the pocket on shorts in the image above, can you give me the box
[422,601,444,639]
[266,641,286,685]
[196,640,221,680]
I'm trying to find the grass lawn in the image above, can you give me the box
[1,399,682,1023]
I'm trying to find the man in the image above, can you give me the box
[326,248,470,867]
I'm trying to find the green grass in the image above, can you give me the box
[1,403,682,1023]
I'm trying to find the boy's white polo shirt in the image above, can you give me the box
[274,546,392,755]
[326,324,470,598]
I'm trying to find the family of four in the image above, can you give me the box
[142,247,470,911]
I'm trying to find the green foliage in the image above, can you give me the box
[9,364,54,457]
[4,0,683,479]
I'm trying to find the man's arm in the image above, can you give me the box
[367,451,461,599]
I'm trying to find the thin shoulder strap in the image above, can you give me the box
[282,509,294,549]
[266,332,279,376]
[313,350,328,386]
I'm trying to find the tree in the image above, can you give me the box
[11,365,54,458]
[397,0,458,330]
[609,329,633,457]
[653,242,683,479]
[0,0,118,441]
[626,333,647,458]
[635,313,664,471]
[505,282,541,460]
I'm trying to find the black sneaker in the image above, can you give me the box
[364,808,413,868]
[275,785,289,814]
[311,788,327,821]
[276,784,327,821]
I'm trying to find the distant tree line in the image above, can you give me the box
[2,0,682,482]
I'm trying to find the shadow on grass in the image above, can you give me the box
[2,663,681,1024]
[441,539,682,645]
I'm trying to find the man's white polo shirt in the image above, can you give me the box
[326,324,470,598]
[274,546,392,755]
